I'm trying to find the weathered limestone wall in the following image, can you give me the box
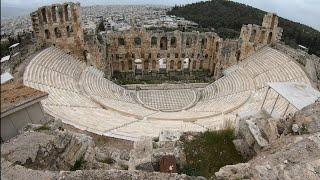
[239,13,283,60]
[30,3,285,80]
[105,29,222,76]
[30,2,86,60]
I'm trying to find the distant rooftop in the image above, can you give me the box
[9,43,20,49]
[1,72,13,84]
[1,55,10,63]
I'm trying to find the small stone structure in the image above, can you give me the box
[128,137,153,170]
[1,83,48,141]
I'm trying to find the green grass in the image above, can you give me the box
[181,130,244,178]
[34,124,50,132]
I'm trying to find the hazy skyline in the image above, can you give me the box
[1,0,319,31]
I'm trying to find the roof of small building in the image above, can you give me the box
[1,55,11,63]
[9,43,20,49]
[1,82,48,115]
[1,72,13,84]
[268,82,320,110]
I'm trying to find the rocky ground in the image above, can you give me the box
[0,119,203,180]
[1,102,319,179]
[215,101,320,180]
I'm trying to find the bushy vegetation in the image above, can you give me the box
[181,130,244,178]
[100,157,115,164]
[70,156,86,171]
[168,0,320,56]
[34,124,50,132]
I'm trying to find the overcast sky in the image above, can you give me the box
[1,0,319,31]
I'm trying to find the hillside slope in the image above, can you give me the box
[168,0,320,57]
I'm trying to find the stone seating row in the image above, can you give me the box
[82,67,137,103]
[192,90,251,113]
[201,68,253,100]
[30,47,84,78]
[104,119,206,140]
[26,64,80,91]
[43,105,137,135]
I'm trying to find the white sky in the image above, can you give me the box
[1,0,319,30]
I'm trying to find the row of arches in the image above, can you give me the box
[112,52,214,61]
[44,25,73,39]
[41,4,73,24]
[118,59,204,71]
[249,29,273,44]
[116,36,214,50]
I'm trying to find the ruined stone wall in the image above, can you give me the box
[239,13,283,60]
[105,29,222,76]
[30,2,86,60]
[30,3,285,81]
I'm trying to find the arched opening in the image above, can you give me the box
[183,58,190,69]
[267,32,273,44]
[177,61,182,70]
[152,60,156,69]
[51,6,58,23]
[170,37,177,48]
[144,60,149,70]
[83,50,88,61]
[134,37,141,47]
[201,38,207,49]
[54,27,61,38]
[159,58,166,69]
[134,59,142,70]
[121,61,125,71]
[66,26,73,37]
[199,60,203,70]
[259,31,266,43]
[45,29,50,39]
[212,63,216,75]
[215,42,219,52]
[192,61,196,70]
[169,60,174,70]
[186,37,192,48]
[64,4,72,21]
[41,8,47,24]
[118,37,126,46]
[250,29,256,42]
[128,59,133,70]
[151,36,157,47]
[236,50,241,61]
[160,37,167,50]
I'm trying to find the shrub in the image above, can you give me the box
[70,156,86,171]
[181,129,244,178]
[34,124,50,132]
[101,157,115,164]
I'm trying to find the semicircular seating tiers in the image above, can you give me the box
[23,46,311,141]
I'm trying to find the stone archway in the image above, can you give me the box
[177,61,182,70]
[267,32,273,44]
[169,60,174,70]
[160,37,168,50]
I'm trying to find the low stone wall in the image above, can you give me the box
[123,83,208,90]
